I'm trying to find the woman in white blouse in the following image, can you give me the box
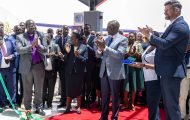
[132,45,161,120]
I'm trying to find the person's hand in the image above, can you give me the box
[124,52,131,57]
[96,39,106,51]
[58,52,64,59]
[138,25,153,38]
[133,62,145,68]
[74,50,80,57]
[32,39,38,47]
[65,43,71,53]
[4,55,14,60]
[48,52,55,57]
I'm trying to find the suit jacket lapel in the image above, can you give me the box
[23,33,30,46]
[161,16,183,38]
[109,35,121,48]
[161,24,173,38]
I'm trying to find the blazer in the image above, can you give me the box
[54,35,71,70]
[16,31,47,74]
[45,40,61,70]
[150,16,190,78]
[0,36,16,69]
[87,35,96,62]
[64,43,87,75]
[96,33,128,80]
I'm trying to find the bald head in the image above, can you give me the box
[107,20,120,36]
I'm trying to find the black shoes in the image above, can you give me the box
[57,102,66,108]
[63,108,70,114]
[75,107,81,114]
[35,108,46,116]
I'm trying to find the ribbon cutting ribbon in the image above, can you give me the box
[122,57,136,64]
[0,73,43,120]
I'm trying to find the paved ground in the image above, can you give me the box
[0,78,77,120]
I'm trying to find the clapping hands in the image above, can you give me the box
[95,35,105,51]
[138,25,153,38]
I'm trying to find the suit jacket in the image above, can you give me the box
[96,33,128,80]
[64,43,87,75]
[54,35,71,70]
[150,16,190,78]
[87,35,96,62]
[45,40,61,70]
[16,31,47,74]
[0,36,16,69]
[8,35,19,72]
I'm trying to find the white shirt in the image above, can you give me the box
[142,46,157,82]
[45,44,53,71]
[0,40,10,68]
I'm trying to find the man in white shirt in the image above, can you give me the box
[0,22,16,112]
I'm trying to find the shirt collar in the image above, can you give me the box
[170,16,181,25]
[110,33,119,40]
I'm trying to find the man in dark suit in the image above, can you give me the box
[82,24,96,108]
[0,22,16,112]
[55,25,70,108]
[9,25,23,107]
[139,1,190,119]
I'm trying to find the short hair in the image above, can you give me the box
[164,0,182,10]
[84,24,91,29]
[62,25,69,29]
[72,30,83,41]
[47,28,53,33]
[108,20,120,29]
[25,19,35,28]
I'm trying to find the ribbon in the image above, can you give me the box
[122,57,136,64]
[0,73,43,120]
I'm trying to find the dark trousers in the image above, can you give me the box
[58,69,66,103]
[43,70,57,107]
[82,62,96,102]
[100,72,121,120]
[0,68,16,107]
[159,76,182,120]
[16,71,23,106]
[145,80,161,120]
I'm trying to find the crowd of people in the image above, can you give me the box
[0,0,190,120]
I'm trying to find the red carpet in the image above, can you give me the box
[46,104,165,120]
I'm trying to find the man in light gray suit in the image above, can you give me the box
[95,20,127,120]
[16,19,47,116]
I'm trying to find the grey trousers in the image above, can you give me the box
[22,63,45,110]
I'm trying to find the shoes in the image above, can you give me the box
[35,108,46,116]
[130,104,136,111]
[0,107,4,113]
[63,108,70,114]
[57,102,66,108]
[76,107,81,114]
[0,105,7,113]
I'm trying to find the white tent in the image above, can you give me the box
[0,0,190,32]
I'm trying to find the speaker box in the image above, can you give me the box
[84,11,103,32]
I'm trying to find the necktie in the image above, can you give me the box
[108,37,113,47]
[1,45,7,57]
